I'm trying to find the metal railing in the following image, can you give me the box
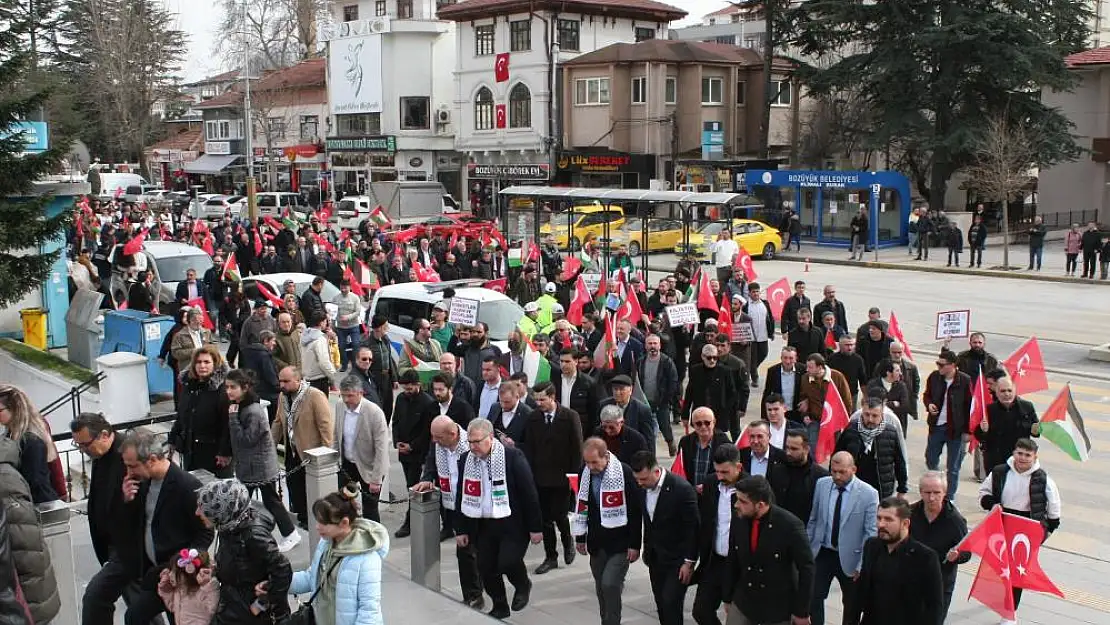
[39,372,106,419]
[1006,209,1100,243]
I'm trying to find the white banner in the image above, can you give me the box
[449,297,480,326]
[665,303,698,327]
[329,34,384,115]
[935,309,971,340]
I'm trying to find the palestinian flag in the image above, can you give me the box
[522,336,552,384]
[281,208,301,230]
[1039,384,1091,462]
[222,253,241,282]
[407,349,441,386]
[356,259,379,292]
[369,206,391,228]
[508,240,527,268]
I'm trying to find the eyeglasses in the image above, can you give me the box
[693,421,713,427]
[467,436,489,444]
[704,356,718,361]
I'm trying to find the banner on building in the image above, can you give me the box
[329,34,384,115]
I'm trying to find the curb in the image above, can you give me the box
[775,255,1110,286]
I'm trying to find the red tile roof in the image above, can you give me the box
[437,0,686,22]
[563,39,793,68]
[147,128,203,152]
[193,59,326,109]
[1065,47,1110,68]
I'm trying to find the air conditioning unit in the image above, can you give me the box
[436,109,451,124]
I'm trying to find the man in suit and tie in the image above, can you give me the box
[432,373,477,428]
[120,431,214,625]
[693,444,746,625]
[490,381,529,448]
[727,475,814,625]
[806,451,879,625]
[599,375,654,446]
[174,267,208,305]
[762,346,803,421]
[737,420,787,487]
[612,319,645,377]
[555,349,600,435]
[631,451,699,625]
[521,381,584,574]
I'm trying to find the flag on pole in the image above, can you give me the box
[185,298,216,331]
[222,253,242,282]
[343,265,366,297]
[733,246,757,281]
[256,282,285,309]
[356,259,378,292]
[567,275,591,327]
[406,350,441,386]
[483,277,508,293]
[968,365,992,452]
[669,449,687,481]
[695,270,718,311]
[560,256,583,281]
[1039,384,1091,462]
[717,293,732,341]
[593,314,616,369]
[281,208,300,230]
[887,311,912,361]
[824,328,837,351]
[960,507,1016,620]
[1002,337,1049,396]
[522,337,552,384]
[765,277,790,321]
[815,379,850,464]
[122,228,148,256]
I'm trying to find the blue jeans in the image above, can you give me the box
[649,401,674,444]
[336,325,362,370]
[908,232,918,255]
[1029,246,1043,270]
[925,426,967,500]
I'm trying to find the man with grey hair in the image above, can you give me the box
[594,403,649,462]
[909,471,969,621]
[117,431,212,625]
[335,374,391,521]
[869,340,919,417]
[682,343,738,432]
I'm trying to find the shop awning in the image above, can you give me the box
[498,185,748,205]
[184,154,242,175]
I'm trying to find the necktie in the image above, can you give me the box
[750,517,760,553]
[546,413,554,425]
[831,485,846,549]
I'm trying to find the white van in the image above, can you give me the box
[336,195,373,230]
[255,192,308,217]
[88,171,148,201]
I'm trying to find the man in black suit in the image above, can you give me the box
[454,419,544,619]
[726,475,814,625]
[521,382,584,574]
[174,267,208,305]
[120,431,214,625]
[683,344,738,431]
[631,451,699,625]
[780,280,811,336]
[776,429,829,524]
[431,373,476,428]
[573,438,643,625]
[555,349,600,435]
[762,346,803,421]
[599,375,654,446]
[490,381,530,448]
[854,497,943,625]
[612,319,645,377]
[693,444,745,625]
[676,407,732,486]
[737,420,787,489]
[394,369,440,538]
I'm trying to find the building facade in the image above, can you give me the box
[670,3,768,50]
[435,0,685,207]
[322,0,462,200]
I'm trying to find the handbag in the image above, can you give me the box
[279,557,343,625]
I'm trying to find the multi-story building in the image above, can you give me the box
[670,3,768,50]
[560,39,800,189]
[435,0,686,204]
[321,0,461,199]
[1091,0,1110,47]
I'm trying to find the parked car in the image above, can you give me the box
[674,218,782,260]
[539,203,626,251]
[202,195,247,221]
[107,240,214,309]
[255,192,308,217]
[601,218,684,256]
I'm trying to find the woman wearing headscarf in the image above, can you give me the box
[0,385,64,502]
[290,484,390,625]
[170,345,232,477]
[195,479,292,624]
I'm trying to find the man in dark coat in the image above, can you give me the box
[974,377,1040,472]
[393,369,439,538]
[692,444,744,625]
[593,405,649,464]
[599,375,654,446]
[910,471,971,622]
[787,307,825,361]
[835,398,909,499]
[682,345,738,430]
[923,349,973,501]
[812,284,848,332]
[780,280,810,336]
[762,346,804,421]
[555,349,600,435]
[775,429,829,524]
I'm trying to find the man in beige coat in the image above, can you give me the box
[170,308,214,372]
[273,311,302,371]
[273,366,334,526]
[334,375,391,521]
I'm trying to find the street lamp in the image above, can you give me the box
[240,1,258,222]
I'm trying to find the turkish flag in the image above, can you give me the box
[1003,337,1049,396]
[567,472,580,494]
[602,490,625,507]
[669,450,687,481]
[617,289,644,325]
[185,298,216,331]
[344,265,366,297]
[815,380,850,464]
[717,293,732,341]
[969,558,1016,620]
[463,479,481,497]
[765,277,790,321]
[824,328,837,351]
[122,228,148,256]
[256,282,285,309]
[695,271,718,311]
[560,256,583,281]
[1001,513,1063,596]
[733,246,757,281]
[483,277,507,293]
[438,476,451,493]
[567,275,591,326]
[495,53,510,82]
[735,428,750,449]
[968,366,993,452]
[495,104,507,129]
[887,310,913,361]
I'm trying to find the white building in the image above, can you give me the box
[435,0,686,203]
[323,0,461,199]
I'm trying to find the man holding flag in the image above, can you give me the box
[974,377,1040,477]
[923,349,973,501]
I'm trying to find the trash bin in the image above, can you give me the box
[65,290,105,369]
[20,308,47,350]
[100,309,176,395]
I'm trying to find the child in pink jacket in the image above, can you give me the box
[1065,224,1083,276]
[157,549,219,625]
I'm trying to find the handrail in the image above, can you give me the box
[39,372,106,418]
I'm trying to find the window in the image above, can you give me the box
[266,117,287,139]
[508,83,531,128]
[475,24,495,55]
[574,77,610,105]
[510,20,531,51]
[336,113,381,136]
[299,115,319,140]
[714,35,735,45]
[400,96,430,129]
[397,0,413,19]
[635,27,655,42]
[664,77,676,104]
[771,80,792,106]
[375,1,386,16]
[631,76,646,104]
[557,19,579,51]
[743,34,764,49]
[205,119,234,140]
[474,87,494,130]
[343,4,359,21]
[701,77,723,105]
[736,81,746,106]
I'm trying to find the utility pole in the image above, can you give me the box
[242,0,258,222]
[759,0,776,160]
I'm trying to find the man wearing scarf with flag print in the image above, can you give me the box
[454,418,543,619]
[573,437,643,625]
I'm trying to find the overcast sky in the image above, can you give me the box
[167,0,727,82]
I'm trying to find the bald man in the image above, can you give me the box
[973,376,1040,472]
[441,352,478,411]
[416,415,485,609]
[806,452,879,625]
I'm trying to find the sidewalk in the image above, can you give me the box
[778,239,1110,285]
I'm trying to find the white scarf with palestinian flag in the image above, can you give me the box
[460,439,511,519]
[571,452,628,536]
[434,424,468,511]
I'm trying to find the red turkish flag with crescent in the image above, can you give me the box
[1002,513,1063,596]
[733,246,757,281]
[815,381,850,464]
[1002,337,1049,396]
[463,479,481,497]
[765,277,790,321]
[495,53,510,82]
[438,476,451,493]
[887,310,913,361]
[602,490,624,508]
[495,104,507,129]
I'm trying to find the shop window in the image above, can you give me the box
[509,83,531,128]
[557,19,579,51]
[511,20,531,52]
[401,97,430,129]
[474,87,494,130]
[475,24,495,56]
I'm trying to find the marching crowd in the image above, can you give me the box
[0,197,1070,625]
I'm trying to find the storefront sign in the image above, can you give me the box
[467,163,550,180]
[325,136,396,153]
[205,141,231,155]
[556,152,635,173]
[2,121,49,152]
[701,121,724,161]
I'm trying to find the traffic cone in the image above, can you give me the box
[805,258,810,272]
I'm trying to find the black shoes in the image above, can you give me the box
[534,559,558,575]
[394,524,411,538]
[511,581,532,611]
[465,596,486,611]
[489,605,511,619]
[564,542,576,565]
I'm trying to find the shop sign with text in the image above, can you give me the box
[325,136,396,153]
[556,151,636,173]
[467,163,550,180]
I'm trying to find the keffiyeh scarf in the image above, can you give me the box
[857,421,885,454]
[282,380,310,450]
[460,440,511,519]
[435,424,468,511]
[572,452,628,536]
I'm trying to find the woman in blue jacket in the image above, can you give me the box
[291,484,390,625]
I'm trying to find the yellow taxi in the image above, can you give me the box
[674,218,781,260]
[539,202,625,251]
[602,218,684,255]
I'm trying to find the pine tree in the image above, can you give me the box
[0,2,73,307]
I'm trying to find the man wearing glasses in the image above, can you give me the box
[922,349,973,501]
[675,407,730,486]
[400,317,444,379]
[681,345,738,434]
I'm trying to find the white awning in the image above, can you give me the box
[184,154,242,175]
[498,185,752,205]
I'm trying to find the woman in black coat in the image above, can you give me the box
[170,345,233,477]
[866,360,912,434]
[222,284,251,368]
[196,479,292,624]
